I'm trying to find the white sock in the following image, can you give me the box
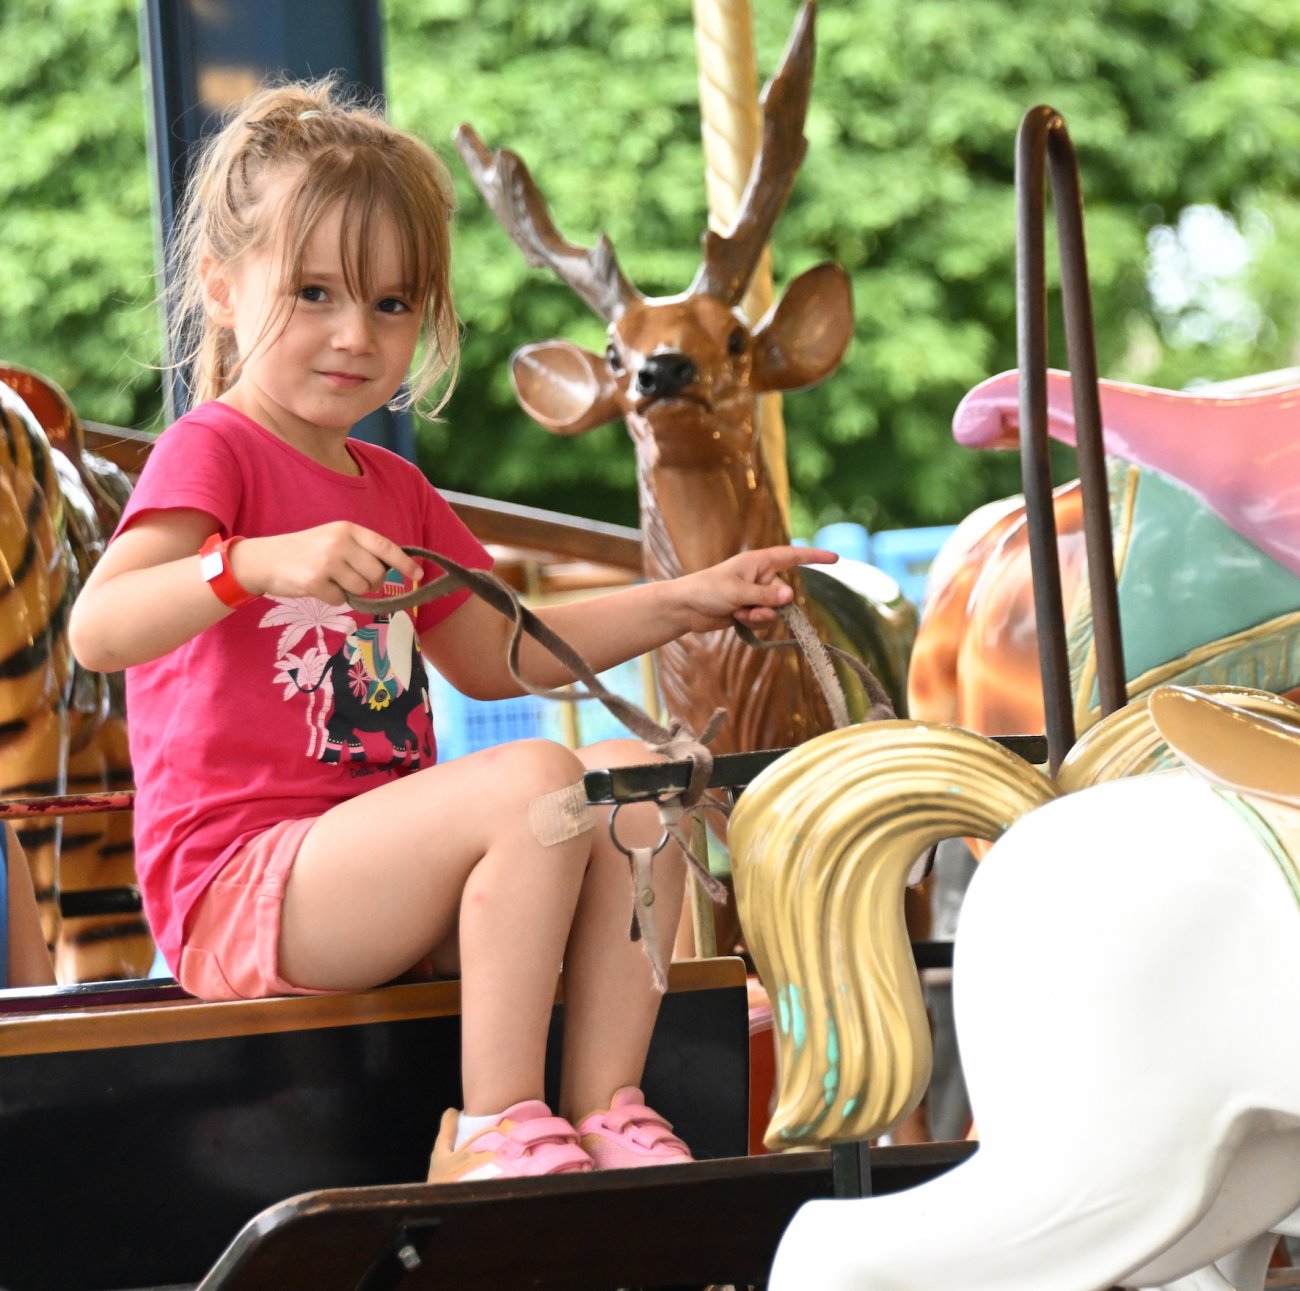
[454,1109,506,1149]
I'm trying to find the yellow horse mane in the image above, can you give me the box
[729,721,1057,1148]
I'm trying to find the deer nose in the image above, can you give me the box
[636,353,697,398]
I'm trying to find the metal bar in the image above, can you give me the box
[0,735,1047,831]
[1017,107,1076,772]
[1016,106,1126,771]
[441,489,643,572]
[1048,128,1127,720]
[0,790,135,819]
[80,423,646,573]
[831,1138,873,1198]
[910,939,955,971]
[583,734,1048,805]
[688,814,719,957]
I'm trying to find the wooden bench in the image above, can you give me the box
[198,1141,977,1291]
[0,958,748,1291]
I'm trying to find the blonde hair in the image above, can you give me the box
[729,722,1058,1149]
[167,78,459,414]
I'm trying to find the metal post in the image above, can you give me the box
[689,814,719,958]
[1016,106,1127,771]
[831,1139,873,1198]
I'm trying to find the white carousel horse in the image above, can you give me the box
[730,685,1300,1291]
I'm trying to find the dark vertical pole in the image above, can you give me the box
[0,825,9,990]
[1016,107,1075,772]
[1048,131,1127,721]
[138,0,414,459]
[1015,106,1126,772]
[831,1139,873,1198]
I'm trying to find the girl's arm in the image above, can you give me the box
[422,546,837,700]
[69,509,420,673]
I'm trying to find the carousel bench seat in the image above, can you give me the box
[198,1140,977,1291]
[0,958,748,1291]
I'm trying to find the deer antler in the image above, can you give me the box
[454,125,641,323]
[690,0,816,306]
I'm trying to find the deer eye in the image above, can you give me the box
[605,344,623,372]
[727,327,747,357]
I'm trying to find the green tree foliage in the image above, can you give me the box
[4,0,1300,534]
[0,0,161,427]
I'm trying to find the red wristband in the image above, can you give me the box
[199,533,256,610]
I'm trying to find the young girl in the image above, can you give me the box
[68,79,834,1181]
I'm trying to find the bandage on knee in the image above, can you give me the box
[528,782,594,846]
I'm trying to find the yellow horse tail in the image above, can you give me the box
[729,720,1058,1150]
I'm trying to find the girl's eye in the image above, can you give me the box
[299,285,327,303]
[376,297,411,315]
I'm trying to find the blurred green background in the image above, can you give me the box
[4,0,1299,537]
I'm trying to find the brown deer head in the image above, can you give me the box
[455,1,852,581]
[456,1,885,757]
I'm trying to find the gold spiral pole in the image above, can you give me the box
[692,0,790,521]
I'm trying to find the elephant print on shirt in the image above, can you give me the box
[262,581,435,768]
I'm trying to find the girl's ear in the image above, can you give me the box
[200,255,236,328]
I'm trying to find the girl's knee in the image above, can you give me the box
[495,738,585,790]
[576,738,659,771]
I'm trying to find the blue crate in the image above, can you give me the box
[812,521,872,563]
[427,655,653,760]
[869,525,957,606]
[428,669,558,761]
[567,657,655,746]
[812,522,957,606]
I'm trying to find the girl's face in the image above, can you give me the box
[205,192,424,461]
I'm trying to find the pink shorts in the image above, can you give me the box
[177,816,342,1001]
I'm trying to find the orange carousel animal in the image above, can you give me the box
[0,365,149,982]
[908,367,1300,743]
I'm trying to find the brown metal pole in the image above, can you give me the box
[1016,105,1126,772]
[1047,124,1127,722]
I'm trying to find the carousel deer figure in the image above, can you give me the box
[455,0,914,761]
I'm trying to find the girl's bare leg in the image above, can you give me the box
[558,739,687,1121]
[278,738,593,1115]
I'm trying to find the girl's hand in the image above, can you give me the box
[667,546,838,633]
[232,522,422,604]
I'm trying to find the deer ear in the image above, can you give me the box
[751,263,853,392]
[510,341,623,436]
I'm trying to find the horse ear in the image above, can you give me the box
[751,263,853,392]
[510,341,623,435]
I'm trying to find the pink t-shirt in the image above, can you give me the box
[118,402,492,970]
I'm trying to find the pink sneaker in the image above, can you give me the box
[427,1100,594,1182]
[575,1087,694,1170]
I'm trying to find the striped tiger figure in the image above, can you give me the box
[0,365,150,982]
